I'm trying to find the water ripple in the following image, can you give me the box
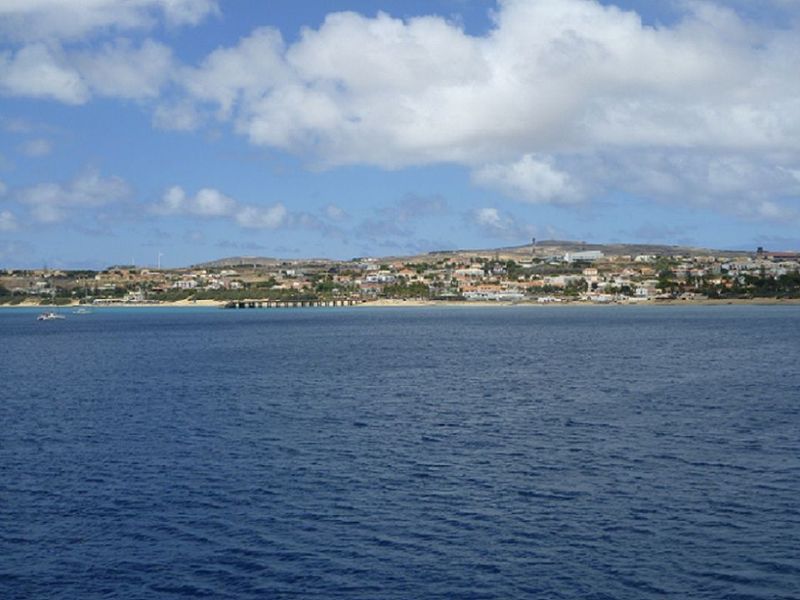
[1,306,799,599]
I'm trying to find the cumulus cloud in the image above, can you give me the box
[74,38,173,99]
[471,207,535,240]
[0,43,89,103]
[163,0,800,220]
[152,186,236,217]
[152,100,201,131]
[16,169,131,223]
[174,1,790,164]
[472,155,584,204]
[151,185,287,230]
[3,0,798,224]
[180,27,290,121]
[0,38,174,103]
[475,207,503,229]
[570,150,800,221]
[0,0,219,42]
[0,0,205,103]
[235,204,288,229]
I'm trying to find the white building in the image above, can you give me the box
[463,290,525,301]
[172,279,198,290]
[565,251,604,262]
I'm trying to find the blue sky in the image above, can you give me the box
[1,0,799,268]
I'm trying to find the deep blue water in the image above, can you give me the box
[1,305,799,599]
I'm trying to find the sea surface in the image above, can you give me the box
[1,305,799,599]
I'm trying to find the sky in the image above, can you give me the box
[1,0,800,269]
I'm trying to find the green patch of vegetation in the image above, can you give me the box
[564,279,588,296]
[252,278,278,289]
[149,290,195,302]
[381,282,430,299]
[692,271,800,299]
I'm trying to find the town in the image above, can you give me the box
[2,241,799,307]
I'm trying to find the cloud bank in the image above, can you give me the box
[16,169,131,223]
[2,0,799,225]
[164,0,800,217]
[0,0,219,42]
[151,185,288,230]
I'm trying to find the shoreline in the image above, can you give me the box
[354,298,800,308]
[3,297,800,310]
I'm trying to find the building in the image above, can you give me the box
[565,251,604,262]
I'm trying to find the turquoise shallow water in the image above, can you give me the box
[1,305,799,599]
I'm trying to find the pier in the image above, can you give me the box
[223,299,361,309]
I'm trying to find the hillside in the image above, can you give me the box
[192,241,755,269]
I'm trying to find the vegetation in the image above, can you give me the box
[700,272,800,299]
[564,279,588,296]
[48,297,73,306]
[381,282,430,299]
[2,248,799,306]
[252,278,278,289]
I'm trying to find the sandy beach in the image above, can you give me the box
[354,298,800,308]
[3,297,800,310]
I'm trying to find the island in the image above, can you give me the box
[2,241,799,308]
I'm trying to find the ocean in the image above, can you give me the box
[1,305,798,599]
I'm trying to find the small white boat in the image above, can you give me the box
[37,312,65,321]
[72,308,92,314]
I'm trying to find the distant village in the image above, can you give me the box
[2,243,800,306]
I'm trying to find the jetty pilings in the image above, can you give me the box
[223,299,361,309]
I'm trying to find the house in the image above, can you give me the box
[565,250,604,262]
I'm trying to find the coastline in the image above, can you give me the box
[0,299,225,309]
[354,298,800,308]
[3,297,800,310]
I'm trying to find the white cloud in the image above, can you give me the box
[0,43,89,103]
[0,0,205,104]
[472,206,535,240]
[194,188,236,217]
[475,207,503,228]
[154,185,187,214]
[472,154,583,204]
[18,138,53,157]
[0,38,175,103]
[152,100,201,131]
[235,204,288,229]
[752,200,784,220]
[151,185,287,230]
[17,169,131,223]
[168,0,800,219]
[575,150,800,215]
[180,27,290,120]
[2,0,797,224]
[0,210,18,231]
[74,38,173,99]
[732,199,798,223]
[0,0,219,42]
[152,186,235,217]
[179,0,795,165]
